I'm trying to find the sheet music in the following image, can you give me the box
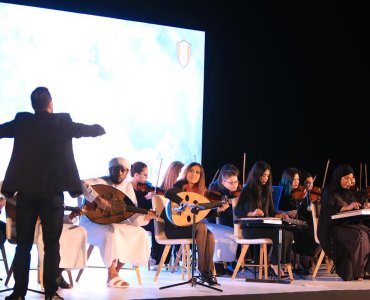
[331,209,370,219]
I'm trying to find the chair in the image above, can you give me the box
[311,201,330,278]
[231,198,273,280]
[1,243,9,275]
[75,244,142,286]
[5,217,43,286]
[272,186,283,209]
[151,195,192,282]
[36,223,76,287]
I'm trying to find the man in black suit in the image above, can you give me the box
[0,87,106,300]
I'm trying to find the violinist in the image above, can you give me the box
[160,161,184,191]
[155,161,185,266]
[278,167,301,218]
[318,165,370,281]
[130,162,155,211]
[293,172,321,274]
[129,161,158,267]
[205,164,240,274]
[206,163,241,227]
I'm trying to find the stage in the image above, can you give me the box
[1,246,370,300]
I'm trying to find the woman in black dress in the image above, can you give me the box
[318,164,370,281]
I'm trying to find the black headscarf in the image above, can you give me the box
[330,165,354,189]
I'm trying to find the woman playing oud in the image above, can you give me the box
[164,162,229,286]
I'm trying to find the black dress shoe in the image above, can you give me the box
[45,292,64,300]
[56,275,72,289]
[5,293,25,300]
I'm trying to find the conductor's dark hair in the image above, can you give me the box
[31,86,52,111]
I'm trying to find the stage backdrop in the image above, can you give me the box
[0,2,205,203]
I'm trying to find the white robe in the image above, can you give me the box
[79,177,150,267]
[37,222,87,270]
[0,181,87,270]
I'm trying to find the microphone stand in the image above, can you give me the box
[159,204,222,292]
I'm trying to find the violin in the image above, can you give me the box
[291,185,307,200]
[205,186,241,204]
[309,186,322,202]
[137,181,165,195]
[205,189,225,202]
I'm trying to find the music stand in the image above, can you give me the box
[159,204,222,292]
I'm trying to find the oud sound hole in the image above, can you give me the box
[111,200,125,213]
[187,216,191,223]
[104,192,113,200]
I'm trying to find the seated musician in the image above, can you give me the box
[80,157,153,288]
[234,160,294,278]
[164,162,229,286]
[206,163,241,227]
[318,165,370,281]
[37,209,87,289]
[293,171,321,274]
[129,161,157,266]
[278,167,319,273]
[0,183,86,289]
[153,161,184,267]
[205,164,240,274]
[0,195,6,248]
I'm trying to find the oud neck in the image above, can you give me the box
[126,205,149,215]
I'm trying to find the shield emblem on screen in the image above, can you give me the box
[177,40,191,68]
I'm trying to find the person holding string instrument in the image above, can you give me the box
[163,162,229,286]
[318,165,370,281]
[292,171,321,274]
[278,167,321,273]
[151,161,185,268]
[0,185,88,290]
[130,161,166,211]
[0,194,5,250]
[235,160,294,278]
[79,157,154,288]
[278,167,302,218]
[206,163,241,228]
[205,163,241,275]
[129,161,165,268]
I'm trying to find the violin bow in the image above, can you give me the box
[242,152,246,185]
[365,163,368,188]
[359,162,362,190]
[154,158,163,193]
[321,159,330,189]
[208,169,219,189]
